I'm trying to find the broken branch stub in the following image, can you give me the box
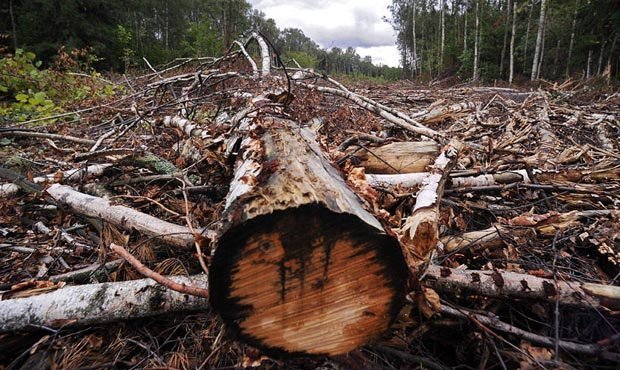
[399,140,464,274]
[209,115,408,356]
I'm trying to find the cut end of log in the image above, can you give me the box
[209,205,407,356]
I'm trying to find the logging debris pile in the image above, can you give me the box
[0,39,619,369]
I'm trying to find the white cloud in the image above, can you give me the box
[357,45,401,67]
[248,0,400,67]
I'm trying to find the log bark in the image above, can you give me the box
[0,275,209,333]
[425,265,620,311]
[46,184,200,248]
[209,115,408,356]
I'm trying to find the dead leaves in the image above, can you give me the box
[414,287,442,319]
[1,279,65,300]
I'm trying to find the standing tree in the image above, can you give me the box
[566,0,579,77]
[531,0,547,80]
[509,0,517,83]
[473,0,480,81]
[499,0,512,79]
[440,0,445,68]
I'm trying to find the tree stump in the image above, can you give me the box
[209,116,408,356]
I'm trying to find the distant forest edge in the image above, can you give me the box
[0,0,401,81]
[0,0,619,83]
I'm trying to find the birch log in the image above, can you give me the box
[399,140,463,274]
[366,169,531,188]
[209,115,408,356]
[0,275,209,333]
[46,184,198,248]
[424,265,620,311]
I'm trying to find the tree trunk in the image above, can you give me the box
[586,49,592,78]
[440,0,445,68]
[9,0,18,51]
[597,38,607,75]
[412,0,418,75]
[536,9,547,79]
[499,0,511,79]
[523,0,533,72]
[509,0,517,84]
[473,0,480,81]
[464,0,468,52]
[566,0,578,77]
[530,0,546,80]
[209,115,408,356]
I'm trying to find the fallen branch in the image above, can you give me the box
[440,305,620,362]
[299,82,444,142]
[441,210,617,253]
[0,130,97,145]
[424,265,620,311]
[110,243,209,298]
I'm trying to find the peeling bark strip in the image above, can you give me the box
[0,275,209,333]
[399,139,463,272]
[46,184,197,248]
[209,116,408,356]
[425,266,620,311]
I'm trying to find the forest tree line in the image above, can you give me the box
[389,0,620,82]
[0,0,401,80]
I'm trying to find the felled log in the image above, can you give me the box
[424,265,620,311]
[348,141,440,174]
[209,115,408,356]
[0,275,209,333]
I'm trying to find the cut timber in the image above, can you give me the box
[209,116,408,356]
[0,274,209,333]
[348,141,440,174]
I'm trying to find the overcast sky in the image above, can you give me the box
[247,0,401,67]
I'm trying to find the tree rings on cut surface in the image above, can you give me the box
[209,205,407,356]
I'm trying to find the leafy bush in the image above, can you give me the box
[0,48,117,124]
